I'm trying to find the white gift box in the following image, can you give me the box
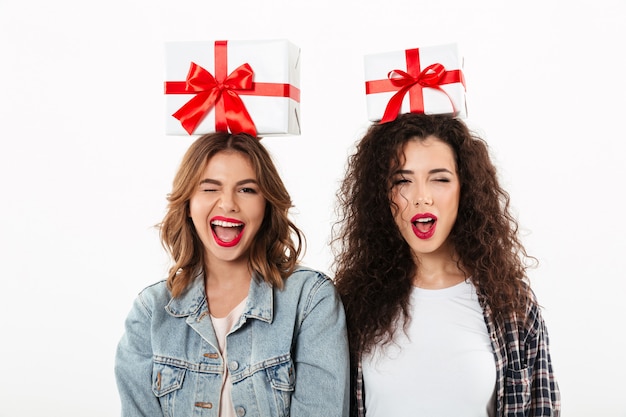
[165,39,301,136]
[364,43,467,121]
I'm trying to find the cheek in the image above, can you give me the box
[188,198,200,219]
[244,200,267,229]
[441,196,460,225]
[188,196,213,222]
[253,199,267,217]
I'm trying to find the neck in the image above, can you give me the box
[413,249,467,289]
[204,257,252,288]
[203,259,252,318]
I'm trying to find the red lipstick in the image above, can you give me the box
[411,213,437,240]
[210,216,245,247]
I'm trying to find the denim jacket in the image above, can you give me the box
[115,267,350,417]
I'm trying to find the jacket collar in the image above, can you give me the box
[243,274,273,323]
[165,271,273,323]
[165,271,206,317]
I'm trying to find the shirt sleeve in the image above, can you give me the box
[290,276,350,417]
[525,300,561,416]
[114,295,165,417]
[354,360,365,417]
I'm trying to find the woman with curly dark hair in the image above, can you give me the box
[333,113,560,416]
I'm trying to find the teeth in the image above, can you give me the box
[415,217,434,223]
[211,220,243,227]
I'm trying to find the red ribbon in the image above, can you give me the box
[164,41,301,135]
[365,48,465,123]
[170,61,256,135]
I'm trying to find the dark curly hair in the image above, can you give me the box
[332,113,534,357]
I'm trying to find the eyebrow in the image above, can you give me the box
[393,168,455,175]
[199,178,259,186]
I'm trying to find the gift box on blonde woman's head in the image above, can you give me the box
[164,40,301,136]
[364,43,467,122]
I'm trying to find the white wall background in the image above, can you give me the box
[1,0,624,415]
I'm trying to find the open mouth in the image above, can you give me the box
[211,218,245,247]
[411,214,437,239]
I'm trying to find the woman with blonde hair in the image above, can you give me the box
[116,132,349,417]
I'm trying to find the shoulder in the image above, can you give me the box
[287,265,332,280]
[523,288,548,334]
[278,266,339,304]
[497,286,547,342]
[134,280,171,312]
[283,266,333,290]
[278,267,345,325]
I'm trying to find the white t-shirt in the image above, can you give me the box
[210,298,248,417]
[362,281,496,417]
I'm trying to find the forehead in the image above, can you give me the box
[399,136,456,167]
[202,151,255,175]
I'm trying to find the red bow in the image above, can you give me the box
[381,63,457,123]
[171,61,256,135]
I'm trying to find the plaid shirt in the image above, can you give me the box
[352,290,560,416]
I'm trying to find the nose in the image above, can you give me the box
[218,191,239,212]
[414,187,433,206]
[414,197,432,206]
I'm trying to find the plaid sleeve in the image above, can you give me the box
[500,294,561,416]
[355,359,365,417]
[525,301,561,416]
[482,289,560,416]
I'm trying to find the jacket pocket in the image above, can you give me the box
[504,366,531,415]
[152,362,186,396]
[152,361,187,417]
[265,357,295,417]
